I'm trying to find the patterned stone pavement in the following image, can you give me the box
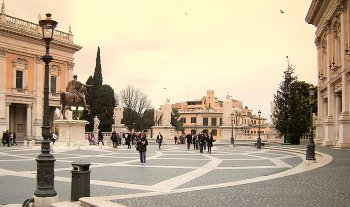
[0,142,348,207]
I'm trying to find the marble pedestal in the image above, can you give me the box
[112,124,128,132]
[152,126,175,144]
[54,120,89,147]
[220,126,244,140]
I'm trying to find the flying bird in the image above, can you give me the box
[280,9,284,14]
[185,12,188,15]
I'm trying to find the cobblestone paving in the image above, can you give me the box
[0,143,347,207]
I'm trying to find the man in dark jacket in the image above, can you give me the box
[110,131,118,148]
[156,132,163,149]
[198,131,206,153]
[186,133,192,150]
[98,130,104,145]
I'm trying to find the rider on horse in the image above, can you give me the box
[66,75,89,107]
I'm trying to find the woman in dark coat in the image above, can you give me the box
[207,132,214,154]
[98,130,104,145]
[137,133,148,165]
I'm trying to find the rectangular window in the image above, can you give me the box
[51,76,57,93]
[211,118,217,126]
[191,129,196,135]
[211,129,217,136]
[220,118,223,126]
[181,117,186,124]
[203,118,208,126]
[191,117,196,123]
[16,71,23,89]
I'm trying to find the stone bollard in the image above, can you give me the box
[23,140,28,148]
[28,140,34,149]
[98,142,103,149]
[71,160,91,201]
[76,142,81,150]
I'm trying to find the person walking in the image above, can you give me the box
[174,136,178,144]
[2,131,6,146]
[203,132,208,151]
[125,131,131,149]
[137,133,148,165]
[186,133,192,150]
[198,131,205,153]
[110,131,118,148]
[193,134,198,150]
[98,130,104,145]
[156,132,163,150]
[207,132,214,154]
[5,130,10,147]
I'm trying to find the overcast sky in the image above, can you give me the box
[5,0,317,121]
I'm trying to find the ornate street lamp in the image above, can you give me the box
[231,114,234,146]
[34,13,58,204]
[256,110,262,149]
[306,86,316,160]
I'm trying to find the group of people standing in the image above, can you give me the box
[173,132,214,153]
[183,131,214,153]
[2,130,16,147]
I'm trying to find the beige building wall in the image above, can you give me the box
[306,0,350,148]
[0,6,82,140]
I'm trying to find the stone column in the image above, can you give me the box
[0,47,8,132]
[26,104,33,139]
[6,102,11,130]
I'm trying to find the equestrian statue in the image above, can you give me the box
[60,75,91,119]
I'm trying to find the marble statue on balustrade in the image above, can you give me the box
[154,98,174,126]
[94,116,100,131]
[222,94,233,126]
[113,106,124,126]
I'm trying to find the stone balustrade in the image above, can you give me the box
[1,13,73,43]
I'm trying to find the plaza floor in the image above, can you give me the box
[0,142,349,207]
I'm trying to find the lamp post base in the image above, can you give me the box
[230,137,234,146]
[256,138,262,149]
[34,195,58,207]
[306,143,316,160]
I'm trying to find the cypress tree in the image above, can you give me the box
[84,47,116,132]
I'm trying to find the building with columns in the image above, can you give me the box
[0,4,82,140]
[172,90,267,140]
[306,0,350,148]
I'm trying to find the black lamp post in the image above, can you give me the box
[231,114,234,145]
[34,13,58,200]
[256,110,262,149]
[306,86,316,160]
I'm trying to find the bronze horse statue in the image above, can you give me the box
[60,86,89,120]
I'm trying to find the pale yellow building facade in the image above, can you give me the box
[306,0,350,148]
[172,90,267,140]
[0,5,82,140]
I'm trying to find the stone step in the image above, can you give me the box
[51,201,82,207]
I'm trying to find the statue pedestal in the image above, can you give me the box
[112,124,128,132]
[152,126,175,144]
[220,126,243,140]
[54,120,89,147]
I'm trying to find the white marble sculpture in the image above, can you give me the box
[94,116,100,131]
[155,98,174,126]
[223,94,233,126]
[113,106,124,126]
